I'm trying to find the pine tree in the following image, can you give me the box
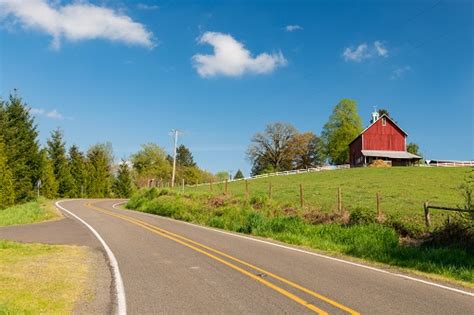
[38,149,58,199]
[234,169,244,179]
[113,160,133,198]
[0,136,15,209]
[3,92,41,202]
[176,145,196,167]
[47,128,74,197]
[86,144,113,198]
[69,145,86,197]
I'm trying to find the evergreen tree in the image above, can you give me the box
[321,99,363,165]
[113,160,133,198]
[86,144,113,197]
[0,136,15,209]
[47,129,74,197]
[38,149,58,199]
[176,145,196,167]
[69,145,86,197]
[233,169,244,180]
[2,92,41,202]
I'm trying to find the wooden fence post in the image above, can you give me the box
[300,184,304,208]
[268,182,272,200]
[338,187,342,212]
[376,192,381,216]
[245,180,249,199]
[424,202,431,228]
[225,180,228,195]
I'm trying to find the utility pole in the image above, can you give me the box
[170,129,180,188]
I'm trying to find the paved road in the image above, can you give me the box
[56,199,473,314]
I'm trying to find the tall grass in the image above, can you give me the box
[0,198,59,226]
[126,189,473,284]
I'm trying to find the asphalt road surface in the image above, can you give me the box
[56,199,473,314]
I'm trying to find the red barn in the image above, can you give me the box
[349,112,421,167]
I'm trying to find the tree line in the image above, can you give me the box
[0,92,213,209]
[247,99,421,175]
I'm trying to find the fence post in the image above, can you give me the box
[245,180,249,199]
[225,179,228,195]
[424,202,431,228]
[268,182,272,200]
[300,184,304,208]
[338,187,342,212]
[376,192,381,216]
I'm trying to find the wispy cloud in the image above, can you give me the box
[342,41,389,62]
[29,107,65,120]
[137,3,159,11]
[192,31,287,78]
[0,0,155,50]
[391,66,411,80]
[285,24,303,32]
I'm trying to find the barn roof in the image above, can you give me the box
[361,150,421,159]
[349,114,408,146]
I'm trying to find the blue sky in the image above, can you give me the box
[1,0,472,175]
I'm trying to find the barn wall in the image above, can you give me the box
[363,118,406,151]
[349,136,363,167]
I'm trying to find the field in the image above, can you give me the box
[127,167,474,284]
[192,167,472,231]
[0,198,60,226]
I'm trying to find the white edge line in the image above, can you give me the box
[56,200,127,315]
[112,201,474,297]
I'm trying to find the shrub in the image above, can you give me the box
[349,207,376,225]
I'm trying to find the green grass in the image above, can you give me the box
[0,198,60,226]
[0,240,92,314]
[126,167,474,284]
[193,167,471,232]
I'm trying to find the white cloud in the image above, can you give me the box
[192,31,287,78]
[374,41,388,57]
[342,41,389,62]
[29,107,64,120]
[137,3,159,11]
[0,0,154,49]
[391,66,411,80]
[285,25,302,32]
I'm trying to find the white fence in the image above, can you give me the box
[190,164,350,187]
[426,160,474,167]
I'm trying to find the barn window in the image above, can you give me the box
[382,117,386,126]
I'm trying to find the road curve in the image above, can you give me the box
[57,199,473,314]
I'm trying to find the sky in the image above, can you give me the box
[0,0,473,176]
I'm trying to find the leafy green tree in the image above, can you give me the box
[321,99,363,165]
[2,92,41,202]
[113,160,133,198]
[234,169,244,179]
[247,122,298,175]
[131,143,172,186]
[0,136,15,209]
[86,143,113,198]
[69,145,86,197]
[176,145,196,167]
[38,149,58,199]
[47,129,74,197]
[215,171,230,181]
[407,142,421,156]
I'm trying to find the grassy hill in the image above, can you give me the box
[192,167,471,230]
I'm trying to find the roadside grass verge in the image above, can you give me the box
[0,198,61,226]
[0,240,92,313]
[126,189,474,284]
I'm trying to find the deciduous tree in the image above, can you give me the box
[321,99,362,165]
[289,132,325,169]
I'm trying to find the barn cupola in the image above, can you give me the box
[371,110,380,124]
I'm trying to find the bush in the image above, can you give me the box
[349,207,376,225]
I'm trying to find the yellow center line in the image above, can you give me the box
[86,202,359,315]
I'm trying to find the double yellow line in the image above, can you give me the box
[85,202,359,315]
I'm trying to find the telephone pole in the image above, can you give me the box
[170,129,180,188]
